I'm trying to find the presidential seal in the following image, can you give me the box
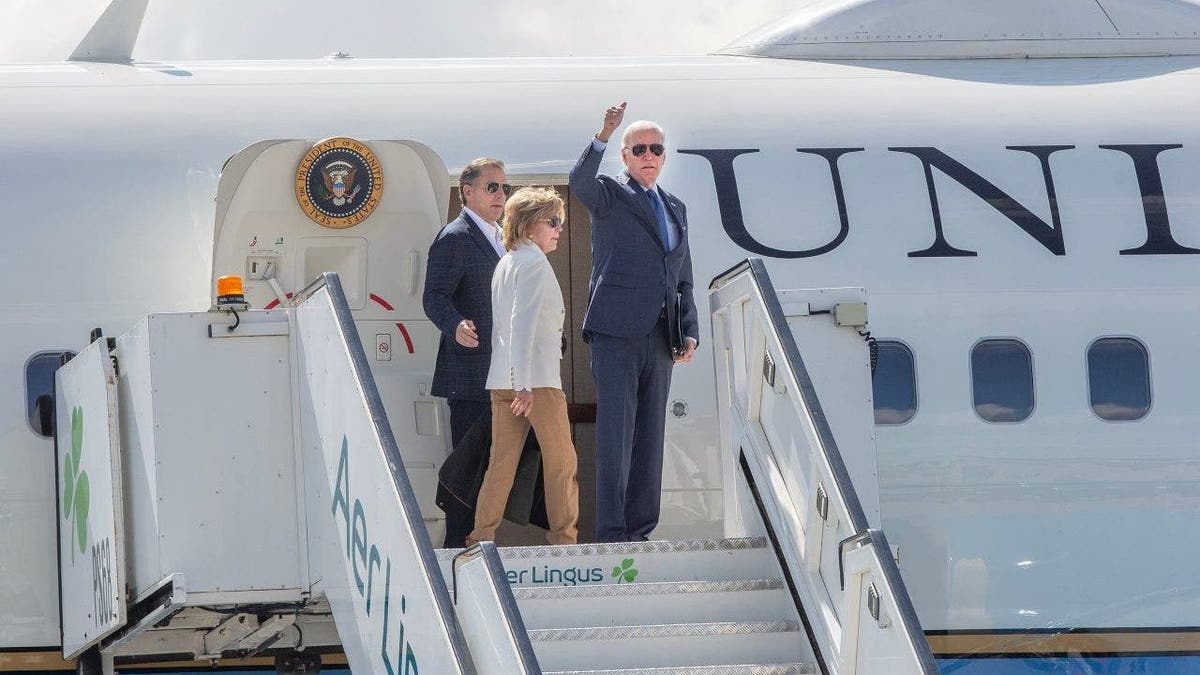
[295,137,383,228]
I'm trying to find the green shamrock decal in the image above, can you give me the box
[612,558,638,584]
[62,406,90,563]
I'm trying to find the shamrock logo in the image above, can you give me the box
[611,558,638,584]
[62,406,90,563]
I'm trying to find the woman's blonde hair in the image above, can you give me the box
[501,186,564,251]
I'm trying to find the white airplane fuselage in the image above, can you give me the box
[2,54,1199,654]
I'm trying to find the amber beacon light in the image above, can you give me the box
[214,275,250,332]
[216,275,246,307]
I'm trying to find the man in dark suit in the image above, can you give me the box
[423,157,511,547]
[569,103,699,542]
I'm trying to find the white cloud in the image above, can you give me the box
[874,407,915,425]
[1,0,793,62]
[975,403,1028,423]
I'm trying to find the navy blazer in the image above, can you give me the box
[568,140,700,345]
[423,211,501,402]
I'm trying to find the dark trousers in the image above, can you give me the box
[443,398,489,547]
[590,318,674,543]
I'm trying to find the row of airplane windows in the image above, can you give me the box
[24,338,1152,437]
[871,337,1152,425]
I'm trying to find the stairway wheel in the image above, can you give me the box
[75,648,102,675]
[275,651,322,674]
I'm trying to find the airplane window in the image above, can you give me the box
[873,341,917,425]
[1087,338,1151,421]
[25,351,74,438]
[971,339,1034,423]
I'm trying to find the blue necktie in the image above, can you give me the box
[646,188,671,251]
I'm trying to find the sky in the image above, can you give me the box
[0,0,795,63]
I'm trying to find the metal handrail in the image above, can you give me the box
[711,258,870,533]
[841,530,939,672]
[291,272,476,672]
[452,542,542,674]
[711,258,938,673]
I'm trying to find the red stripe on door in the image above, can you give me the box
[395,322,415,354]
[369,293,395,311]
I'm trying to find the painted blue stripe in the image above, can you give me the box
[939,656,1200,674]
[28,653,1200,667]
[32,659,1200,674]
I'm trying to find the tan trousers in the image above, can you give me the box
[468,388,579,546]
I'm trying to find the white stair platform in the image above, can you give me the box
[438,537,781,585]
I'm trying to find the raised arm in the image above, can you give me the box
[568,102,626,214]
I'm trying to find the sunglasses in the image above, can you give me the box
[478,181,514,196]
[540,216,564,229]
[628,143,665,157]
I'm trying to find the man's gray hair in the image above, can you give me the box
[621,120,666,148]
[459,157,505,190]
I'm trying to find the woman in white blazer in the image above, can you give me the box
[467,187,579,546]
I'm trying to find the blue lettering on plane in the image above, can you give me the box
[679,143,1200,258]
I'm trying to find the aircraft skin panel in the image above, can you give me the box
[872,288,1198,628]
[0,54,1198,653]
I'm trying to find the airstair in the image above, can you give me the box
[53,258,934,674]
[50,135,935,673]
[433,259,938,674]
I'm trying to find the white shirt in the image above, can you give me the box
[463,206,506,258]
[485,242,566,392]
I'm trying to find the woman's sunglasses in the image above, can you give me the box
[481,182,514,196]
[540,216,564,229]
[629,143,665,157]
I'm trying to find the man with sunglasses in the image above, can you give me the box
[569,102,700,543]
[424,157,513,547]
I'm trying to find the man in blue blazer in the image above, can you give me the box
[424,157,511,547]
[570,103,700,542]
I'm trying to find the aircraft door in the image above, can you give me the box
[211,138,451,539]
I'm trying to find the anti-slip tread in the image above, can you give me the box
[544,665,815,675]
[512,577,785,600]
[528,619,802,642]
[436,537,769,561]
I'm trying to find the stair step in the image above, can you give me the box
[437,537,770,563]
[544,664,816,675]
[513,578,797,628]
[513,577,784,599]
[437,537,778,588]
[529,620,806,671]
[489,537,770,558]
[529,619,802,641]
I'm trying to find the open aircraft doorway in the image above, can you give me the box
[212,137,452,540]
